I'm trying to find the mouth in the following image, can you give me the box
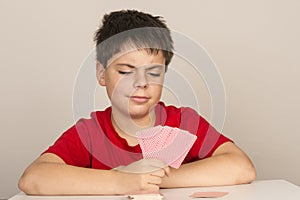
[129,96,150,103]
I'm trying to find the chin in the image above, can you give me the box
[128,101,157,117]
[129,110,149,119]
[129,106,152,118]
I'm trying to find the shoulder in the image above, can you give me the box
[77,107,112,126]
[72,107,112,138]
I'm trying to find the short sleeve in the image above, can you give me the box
[180,107,233,162]
[42,120,92,167]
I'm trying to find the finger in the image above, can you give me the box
[147,175,162,185]
[150,169,165,178]
[145,184,160,193]
[163,166,170,177]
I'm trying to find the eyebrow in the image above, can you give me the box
[147,64,165,70]
[116,63,164,70]
[116,63,136,68]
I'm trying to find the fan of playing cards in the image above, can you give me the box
[136,125,197,169]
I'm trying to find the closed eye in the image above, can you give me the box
[148,72,161,77]
[118,71,133,75]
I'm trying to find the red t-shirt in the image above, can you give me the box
[44,102,232,169]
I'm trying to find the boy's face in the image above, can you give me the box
[97,49,166,119]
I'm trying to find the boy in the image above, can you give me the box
[18,10,256,195]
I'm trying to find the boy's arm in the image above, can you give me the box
[160,142,256,188]
[18,153,166,195]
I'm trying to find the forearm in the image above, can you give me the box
[160,146,256,188]
[19,162,121,195]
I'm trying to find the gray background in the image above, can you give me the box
[1,0,300,198]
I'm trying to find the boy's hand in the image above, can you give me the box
[114,158,169,174]
[112,159,170,194]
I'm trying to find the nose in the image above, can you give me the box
[133,71,148,88]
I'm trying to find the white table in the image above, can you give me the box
[9,180,300,200]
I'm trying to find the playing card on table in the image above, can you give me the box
[136,126,197,168]
[128,193,164,200]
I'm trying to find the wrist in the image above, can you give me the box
[110,169,132,195]
[109,169,122,194]
[160,167,176,188]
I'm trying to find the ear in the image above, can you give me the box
[96,62,106,86]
